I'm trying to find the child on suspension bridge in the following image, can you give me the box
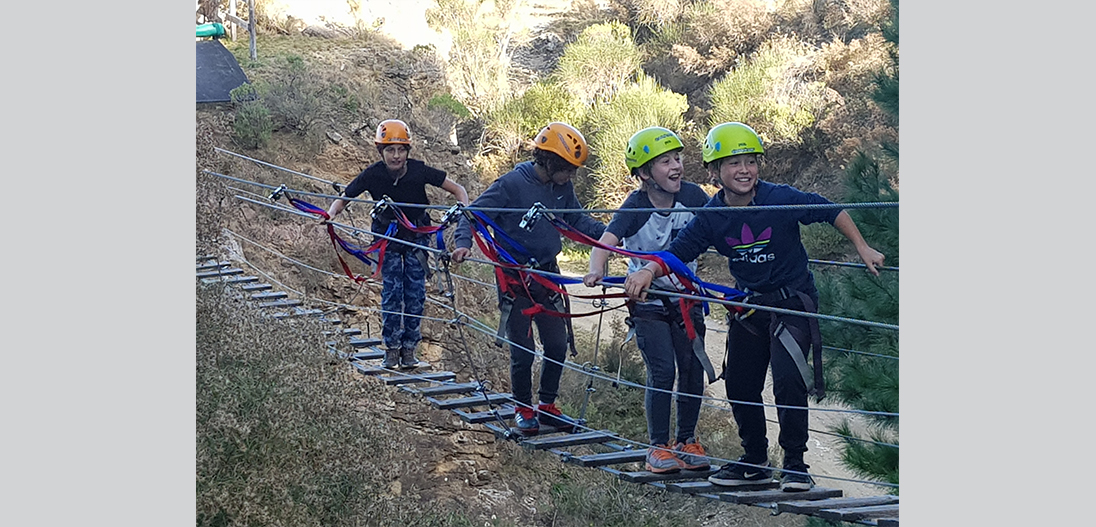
[325,119,469,370]
[623,122,885,491]
[582,127,714,474]
[450,122,606,435]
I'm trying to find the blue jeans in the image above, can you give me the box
[633,303,706,446]
[380,249,426,350]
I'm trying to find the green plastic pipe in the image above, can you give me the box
[196,23,226,38]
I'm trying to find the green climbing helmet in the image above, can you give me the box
[625,127,684,170]
[701,122,764,164]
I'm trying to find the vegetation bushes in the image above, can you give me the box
[555,21,643,105]
[707,36,836,146]
[585,74,691,209]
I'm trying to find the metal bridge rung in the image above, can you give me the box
[521,430,614,451]
[777,495,897,515]
[428,392,513,410]
[381,371,456,386]
[560,449,646,467]
[618,467,718,484]
[715,486,841,504]
[816,504,898,522]
[196,268,244,278]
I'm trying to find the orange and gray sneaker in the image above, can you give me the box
[646,443,685,474]
[674,437,711,470]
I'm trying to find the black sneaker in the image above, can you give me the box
[780,466,815,492]
[707,457,773,486]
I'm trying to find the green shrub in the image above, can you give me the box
[229,83,273,149]
[555,21,643,105]
[708,36,835,145]
[484,81,586,157]
[263,54,322,135]
[427,93,473,120]
[426,0,520,115]
[584,74,689,210]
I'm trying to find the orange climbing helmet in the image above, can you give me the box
[375,119,412,146]
[533,122,589,167]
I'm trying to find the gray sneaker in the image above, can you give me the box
[645,444,684,474]
[399,347,426,370]
[673,438,711,470]
[381,348,400,369]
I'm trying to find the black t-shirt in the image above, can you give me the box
[343,158,447,250]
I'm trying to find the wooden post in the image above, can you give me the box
[229,0,237,41]
[248,0,256,60]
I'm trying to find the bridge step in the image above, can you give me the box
[401,382,481,396]
[561,449,646,467]
[618,467,718,484]
[196,261,231,271]
[349,337,383,348]
[381,371,456,386]
[715,486,841,504]
[258,299,301,309]
[196,268,243,278]
[251,291,288,301]
[816,503,898,522]
[201,275,258,284]
[521,430,614,451]
[667,480,778,494]
[453,405,516,424]
[241,283,273,292]
[777,495,898,515]
[428,392,513,410]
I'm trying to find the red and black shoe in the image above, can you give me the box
[536,403,576,433]
[514,406,539,435]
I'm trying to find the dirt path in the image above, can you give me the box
[563,272,881,499]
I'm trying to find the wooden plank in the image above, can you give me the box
[618,467,718,484]
[202,275,258,284]
[817,504,899,522]
[561,450,646,468]
[352,363,388,376]
[251,291,287,300]
[778,495,898,515]
[521,430,614,450]
[275,308,323,318]
[667,480,777,495]
[876,518,899,527]
[196,268,243,278]
[323,328,362,337]
[453,405,515,424]
[197,254,217,261]
[349,350,385,361]
[241,283,272,292]
[404,382,481,396]
[716,486,841,504]
[196,261,231,271]
[257,299,301,309]
[349,337,383,348]
[428,392,512,410]
[381,371,456,386]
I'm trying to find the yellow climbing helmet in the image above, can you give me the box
[625,127,684,170]
[375,119,412,146]
[701,122,764,164]
[533,122,589,167]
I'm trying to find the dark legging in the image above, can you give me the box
[504,286,570,407]
[724,296,814,466]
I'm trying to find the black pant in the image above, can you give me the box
[724,295,814,466]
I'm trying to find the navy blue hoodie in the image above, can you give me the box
[454,161,605,268]
[667,180,840,296]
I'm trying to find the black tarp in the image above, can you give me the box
[196,40,249,103]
